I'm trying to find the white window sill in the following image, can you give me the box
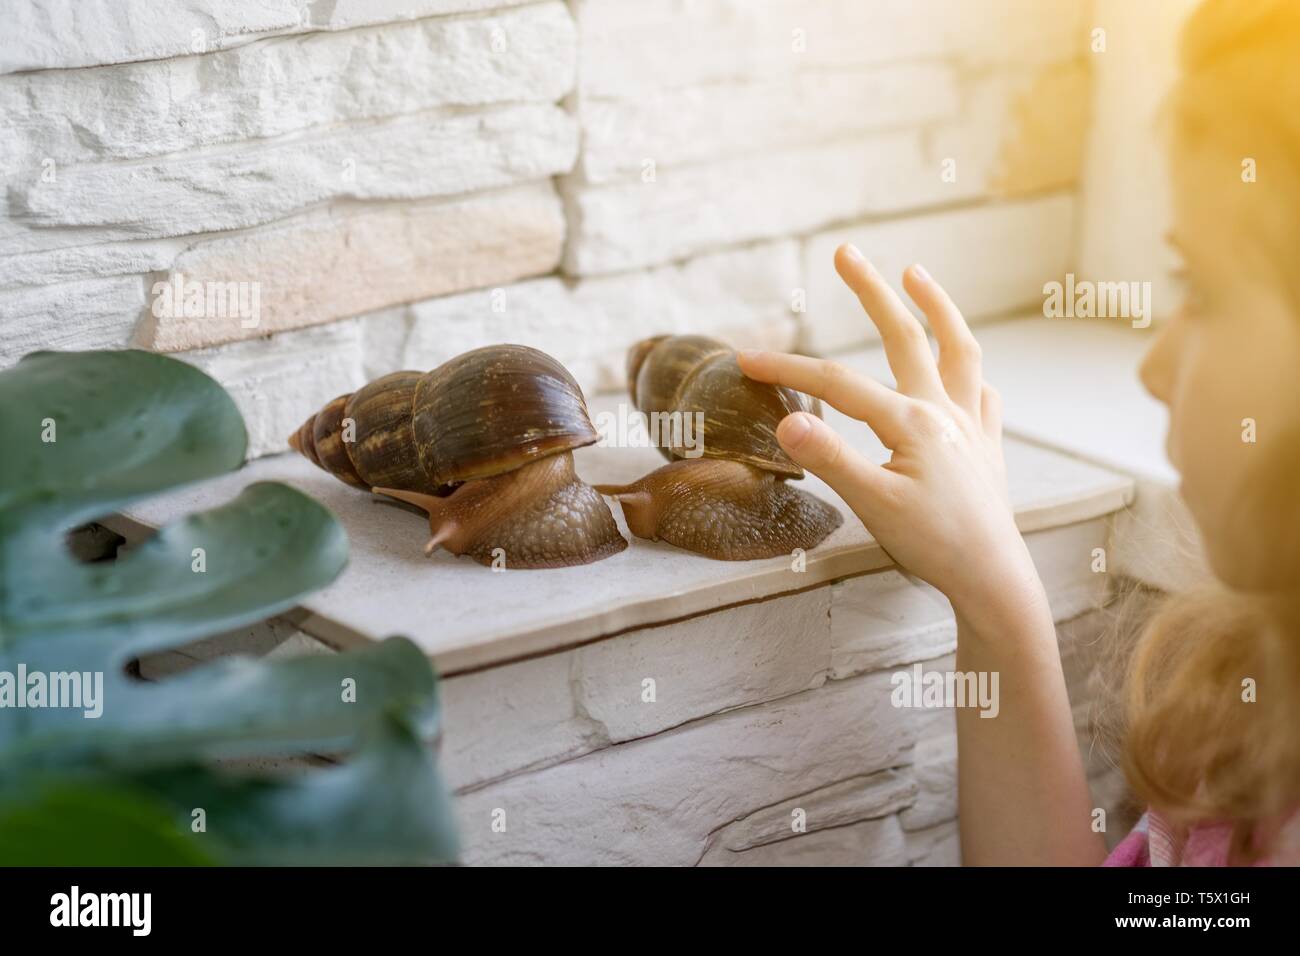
[972,315,1208,592]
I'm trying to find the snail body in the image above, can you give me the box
[596,335,843,561]
[290,345,626,569]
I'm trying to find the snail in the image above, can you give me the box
[288,345,627,569]
[594,335,844,561]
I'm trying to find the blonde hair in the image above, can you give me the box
[1120,0,1300,860]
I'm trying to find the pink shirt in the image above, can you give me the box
[1104,808,1300,866]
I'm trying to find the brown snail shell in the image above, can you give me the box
[411,344,599,486]
[343,370,425,492]
[599,335,842,561]
[627,334,820,478]
[289,345,626,569]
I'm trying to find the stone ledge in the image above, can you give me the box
[112,343,1134,674]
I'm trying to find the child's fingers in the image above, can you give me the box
[776,412,895,517]
[903,264,983,413]
[736,349,907,448]
[834,244,945,401]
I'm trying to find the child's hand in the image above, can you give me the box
[737,244,1045,628]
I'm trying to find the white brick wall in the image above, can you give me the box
[1,0,1091,456]
[139,529,1133,865]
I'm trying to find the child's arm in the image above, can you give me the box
[737,245,1107,865]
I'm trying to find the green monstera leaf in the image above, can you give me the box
[0,351,458,865]
[0,780,217,866]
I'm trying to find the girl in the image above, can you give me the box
[737,0,1300,866]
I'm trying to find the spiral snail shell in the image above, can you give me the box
[289,345,627,569]
[595,335,843,561]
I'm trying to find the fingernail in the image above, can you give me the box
[912,263,931,282]
[780,413,812,449]
[843,243,865,264]
[737,348,763,363]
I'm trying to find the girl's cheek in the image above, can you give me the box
[1140,313,1193,467]
[1138,317,1179,407]
[1176,316,1268,541]
[1165,322,1240,535]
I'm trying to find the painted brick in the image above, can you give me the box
[830,517,1110,680]
[0,276,145,368]
[1,0,301,73]
[574,589,830,741]
[2,0,538,74]
[830,570,956,681]
[307,1,534,32]
[700,768,917,858]
[702,815,908,866]
[564,56,1085,278]
[905,819,962,865]
[439,587,828,792]
[562,130,973,276]
[136,182,565,352]
[575,0,1087,99]
[440,651,607,794]
[455,668,918,865]
[13,106,577,242]
[0,3,576,170]
[577,62,958,185]
[0,239,181,289]
[899,723,958,831]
